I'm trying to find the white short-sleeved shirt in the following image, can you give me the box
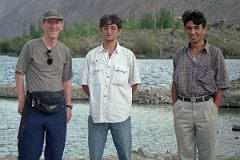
[81,42,141,123]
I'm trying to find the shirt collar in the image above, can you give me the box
[100,42,121,54]
[186,39,210,54]
[204,40,210,53]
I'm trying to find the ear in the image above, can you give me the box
[118,29,122,35]
[60,22,64,31]
[203,26,207,34]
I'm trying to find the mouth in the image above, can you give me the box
[49,30,59,35]
[189,36,197,40]
[105,35,113,39]
[50,29,58,32]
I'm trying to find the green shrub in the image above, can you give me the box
[207,33,240,58]
[60,37,79,54]
[11,35,32,54]
[0,40,13,53]
[29,23,42,38]
[140,13,156,29]
[132,36,160,58]
[207,35,225,47]
[1,12,240,59]
[156,8,174,29]
[123,21,141,30]
[62,22,99,38]
[221,41,240,58]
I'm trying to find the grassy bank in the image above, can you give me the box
[0,11,240,59]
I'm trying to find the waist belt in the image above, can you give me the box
[178,95,212,103]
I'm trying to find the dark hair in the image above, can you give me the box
[182,10,207,28]
[99,14,122,29]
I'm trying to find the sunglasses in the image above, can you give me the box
[46,49,53,65]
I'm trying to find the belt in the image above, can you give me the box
[178,95,212,103]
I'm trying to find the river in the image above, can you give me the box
[0,98,240,158]
[1,55,240,87]
[0,55,240,157]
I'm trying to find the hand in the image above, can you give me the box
[18,105,24,115]
[214,98,221,110]
[66,107,72,123]
[18,101,25,115]
[172,99,177,106]
[214,102,220,110]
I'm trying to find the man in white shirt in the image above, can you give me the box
[81,14,141,160]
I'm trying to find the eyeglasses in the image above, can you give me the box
[102,25,118,32]
[46,49,53,65]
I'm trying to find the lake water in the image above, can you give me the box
[0,98,240,158]
[0,55,240,157]
[1,55,240,87]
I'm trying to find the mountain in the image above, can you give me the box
[0,0,240,40]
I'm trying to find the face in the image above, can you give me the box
[101,24,121,42]
[41,19,64,40]
[185,21,206,44]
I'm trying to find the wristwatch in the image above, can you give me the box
[66,104,73,110]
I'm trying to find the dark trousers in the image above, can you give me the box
[18,95,67,160]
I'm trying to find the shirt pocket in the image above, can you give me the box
[197,66,215,85]
[90,65,104,85]
[112,65,129,85]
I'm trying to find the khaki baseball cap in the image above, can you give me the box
[42,9,63,21]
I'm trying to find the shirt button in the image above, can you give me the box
[107,76,109,78]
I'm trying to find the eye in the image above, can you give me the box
[194,25,201,30]
[111,26,117,31]
[186,26,192,31]
[102,26,108,30]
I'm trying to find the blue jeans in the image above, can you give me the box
[18,94,67,160]
[88,116,132,160]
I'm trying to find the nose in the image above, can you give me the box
[49,22,57,27]
[189,28,196,34]
[106,27,112,33]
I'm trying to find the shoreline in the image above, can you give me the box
[0,150,239,160]
[0,79,239,107]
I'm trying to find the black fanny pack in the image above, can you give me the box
[29,90,65,114]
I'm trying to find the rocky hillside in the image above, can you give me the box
[0,0,240,40]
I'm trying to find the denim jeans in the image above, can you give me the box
[18,95,67,160]
[88,116,132,160]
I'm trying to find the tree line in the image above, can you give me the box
[0,8,181,57]
[0,8,239,58]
